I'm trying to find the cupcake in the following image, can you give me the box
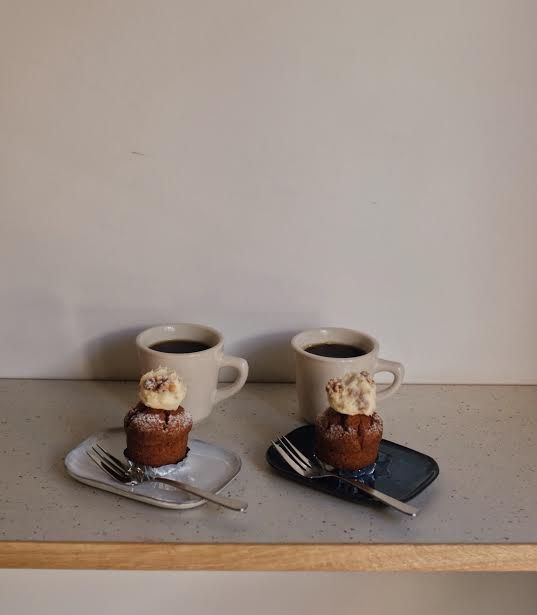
[124,367,193,467]
[314,371,383,470]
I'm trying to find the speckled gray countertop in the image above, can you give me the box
[1,380,536,543]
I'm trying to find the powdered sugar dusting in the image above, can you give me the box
[319,412,383,442]
[167,410,193,430]
[126,406,193,433]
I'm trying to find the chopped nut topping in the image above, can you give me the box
[143,376,169,392]
[138,367,187,410]
[325,371,376,416]
[360,370,375,385]
[326,378,343,395]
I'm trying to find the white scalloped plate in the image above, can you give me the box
[65,427,242,509]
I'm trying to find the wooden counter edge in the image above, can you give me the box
[1,542,537,571]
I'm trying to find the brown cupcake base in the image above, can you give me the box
[124,402,193,467]
[124,447,189,468]
[123,443,190,468]
[314,408,383,470]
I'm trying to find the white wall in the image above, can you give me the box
[1,0,536,383]
[1,571,537,615]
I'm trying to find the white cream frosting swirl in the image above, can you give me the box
[325,371,376,416]
[139,367,186,410]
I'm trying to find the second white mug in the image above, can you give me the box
[292,327,404,424]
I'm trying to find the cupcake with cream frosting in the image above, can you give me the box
[314,371,383,470]
[124,367,193,467]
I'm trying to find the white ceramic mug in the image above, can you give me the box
[292,327,404,423]
[136,324,249,424]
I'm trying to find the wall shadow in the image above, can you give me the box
[84,326,147,380]
[228,329,299,382]
[84,326,308,383]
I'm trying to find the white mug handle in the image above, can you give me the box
[374,358,405,401]
[214,355,249,404]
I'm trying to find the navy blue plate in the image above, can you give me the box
[266,425,439,506]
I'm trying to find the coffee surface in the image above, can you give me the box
[304,342,366,358]
[150,339,211,354]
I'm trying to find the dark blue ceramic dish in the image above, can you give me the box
[266,425,439,506]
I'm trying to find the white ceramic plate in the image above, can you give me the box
[65,428,242,509]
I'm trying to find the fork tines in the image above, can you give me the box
[272,437,313,476]
[87,444,130,482]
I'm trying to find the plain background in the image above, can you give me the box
[1,0,537,383]
[1,2,536,612]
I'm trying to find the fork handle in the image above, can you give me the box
[334,475,419,517]
[153,477,248,512]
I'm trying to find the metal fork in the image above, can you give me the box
[272,436,418,517]
[87,444,247,512]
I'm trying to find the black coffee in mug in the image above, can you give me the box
[149,339,211,354]
[304,342,367,358]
